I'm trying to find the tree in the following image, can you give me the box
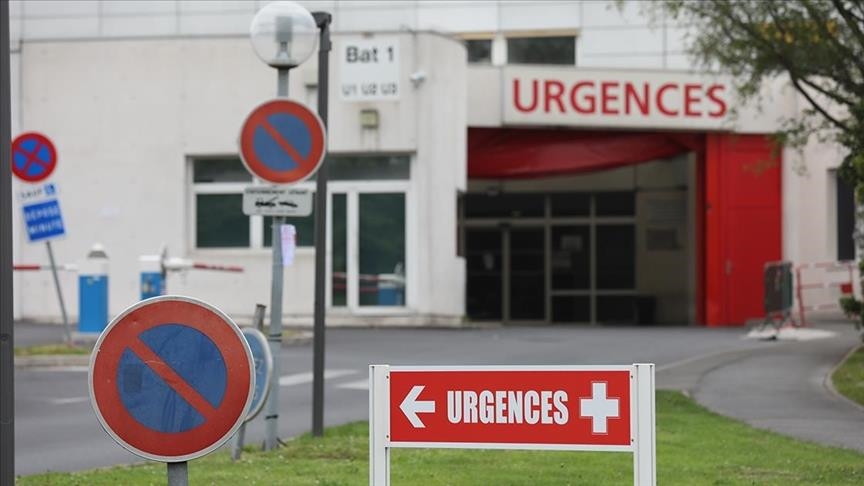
[649,0,864,334]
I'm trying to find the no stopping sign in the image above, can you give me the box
[88,296,254,462]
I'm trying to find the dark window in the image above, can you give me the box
[596,225,635,289]
[332,194,348,307]
[551,226,590,290]
[466,39,492,63]
[263,208,315,248]
[509,228,546,320]
[196,194,249,248]
[837,175,855,261]
[193,158,252,183]
[551,193,590,217]
[464,193,545,218]
[310,155,410,181]
[507,36,575,65]
[466,229,502,320]
[552,296,590,323]
[595,192,635,216]
[597,296,635,324]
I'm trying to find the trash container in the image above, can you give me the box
[377,273,405,306]
[139,254,164,300]
[78,243,109,333]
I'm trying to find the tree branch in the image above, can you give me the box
[799,0,864,85]
[830,0,864,51]
[727,4,851,132]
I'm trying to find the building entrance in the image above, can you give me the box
[464,189,645,325]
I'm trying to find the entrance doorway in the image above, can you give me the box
[464,190,643,324]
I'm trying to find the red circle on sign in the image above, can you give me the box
[88,296,254,462]
[11,132,57,183]
[239,99,326,184]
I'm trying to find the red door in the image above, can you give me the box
[705,134,782,325]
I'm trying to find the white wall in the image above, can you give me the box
[14,32,466,325]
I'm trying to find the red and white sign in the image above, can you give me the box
[89,296,254,462]
[390,367,631,448]
[504,66,732,131]
[238,99,326,185]
[370,365,656,485]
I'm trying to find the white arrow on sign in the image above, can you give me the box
[400,385,435,428]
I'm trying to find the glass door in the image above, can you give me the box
[550,225,591,323]
[329,189,408,311]
[508,227,545,321]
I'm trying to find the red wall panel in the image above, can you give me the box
[704,134,782,326]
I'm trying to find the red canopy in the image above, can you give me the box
[468,127,704,179]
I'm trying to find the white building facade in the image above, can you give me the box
[7,1,851,327]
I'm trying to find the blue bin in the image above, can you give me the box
[78,244,109,333]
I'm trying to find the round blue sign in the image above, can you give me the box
[241,327,273,421]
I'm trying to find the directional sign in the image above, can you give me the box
[240,327,273,422]
[369,364,657,485]
[239,99,326,185]
[89,296,254,462]
[12,132,57,183]
[388,366,632,448]
[242,186,313,216]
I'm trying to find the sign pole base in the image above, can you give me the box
[231,422,246,461]
[167,461,188,486]
[45,240,71,343]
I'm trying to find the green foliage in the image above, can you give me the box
[832,345,864,406]
[651,0,864,183]
[839,295,861,318]
[13,344,91,357]
[17,391,864,485]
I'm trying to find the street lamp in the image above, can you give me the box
[247,1,332,450]
[250,1,318,69]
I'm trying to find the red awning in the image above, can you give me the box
[468,128,704,179]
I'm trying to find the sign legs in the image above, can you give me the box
[633,363,656,486]
[265,217,285,451]
[167,461,188,486]
[45,241,71,343]
[369,365,390,486]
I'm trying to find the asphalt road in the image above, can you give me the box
[12,322,863,476]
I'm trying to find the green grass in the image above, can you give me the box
[18,391,864,485]
[13,344,91,357]
[833,345,864,407]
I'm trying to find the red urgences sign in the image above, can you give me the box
[369,365,657,485]
[503,67,732,131]
[389,368,632,448]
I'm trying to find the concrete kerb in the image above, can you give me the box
[13,330,314,368]
[823,342,864,414]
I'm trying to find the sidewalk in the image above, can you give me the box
[667,321,864,453]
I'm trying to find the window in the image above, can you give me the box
[507,35,576,65]
[192,154,409,250]
[466,39,493,64]
[837,173,855,261]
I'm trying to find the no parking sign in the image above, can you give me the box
[88,296,254,462]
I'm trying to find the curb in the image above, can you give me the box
[823,343,864,414]
[13,332,314,369]
[14,354,91,368]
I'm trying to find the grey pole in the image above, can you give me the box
[45,240,71,343]
[167,461,188,486]
[232,303,265,461]
[1,2,16,483]
[310,11,331,438]
[263,68,290,451]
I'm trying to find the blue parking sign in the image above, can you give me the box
[23,199,66,242]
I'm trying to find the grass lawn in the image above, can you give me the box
[833,345,864,407]
[13,344,91,357]
[18,391,864,485]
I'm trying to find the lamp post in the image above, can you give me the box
[249,1,320,452]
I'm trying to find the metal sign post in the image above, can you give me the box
[1,2,16,482]
[311,10,332,439]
